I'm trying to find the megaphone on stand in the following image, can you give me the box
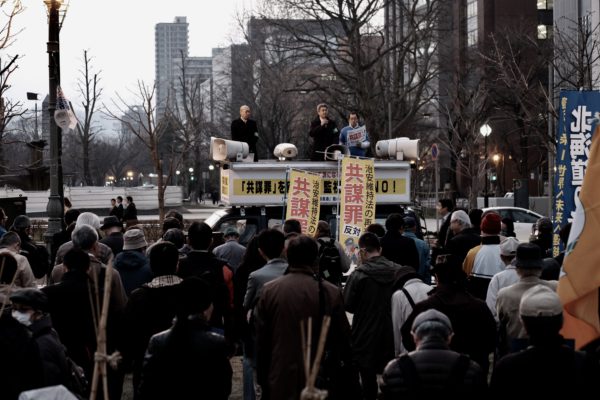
[211,137,250,162]
[375,138,419,160]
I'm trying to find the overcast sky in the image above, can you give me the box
[7,0,254,116]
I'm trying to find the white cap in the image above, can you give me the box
[519,284,562,317]
[499,237,520,256]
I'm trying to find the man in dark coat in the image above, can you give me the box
[99,216,124,257]
[445,210,481,264]
[380,309,487,399]
[139,277,232,400]
[177,222,233,337]
[490,285,599,398]
[231,105,259,161]
[122,242,182,399]
[380,213,420,271]
[344,232,415,400]
[115,196,124,222]
[43,248,125,399]
[11,215,49,279]
[309,103,339,161]
[254,235,353,400]
[401,255,497,375]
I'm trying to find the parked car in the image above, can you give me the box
[482,206,544,242]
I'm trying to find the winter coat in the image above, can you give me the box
[114,250,152,296]
[344,255,410,370]
[29,314,70,388]
[496,276,558,356]
[254,265,351,400]
[309,116,339,161]
[380,231,420,271]
[490,338,599,398]
[100,232,124,257]
[445,227,481,264]
[122,276,182,398]
[0,311,44,400]
[380,336,488,400]
[42,269,125,381]
[139,316,232,400]
[400,283,497,374]
[177,250,233,333]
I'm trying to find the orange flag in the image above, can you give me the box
[558,125,600,348]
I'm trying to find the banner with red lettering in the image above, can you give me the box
[285,169,321,236]
[339,157,375,263]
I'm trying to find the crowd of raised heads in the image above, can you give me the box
[0,201,599,399]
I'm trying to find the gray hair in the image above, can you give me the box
[0,231,20,248]
[76,212,101,229]
[316,103,328,112]
[71,224,98,250]
[450,210,471,228]
[412,320,452,341]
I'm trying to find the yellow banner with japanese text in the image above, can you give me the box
[338,157,375,262]
[285,169,321,236]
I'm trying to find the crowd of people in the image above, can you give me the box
[0,198,599,400]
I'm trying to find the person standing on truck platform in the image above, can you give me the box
[309,103,339,161]
[339,111,370,157]
[231,105,259,162]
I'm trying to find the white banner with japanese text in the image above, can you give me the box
[285,169,321,236]
[338,157,375,262]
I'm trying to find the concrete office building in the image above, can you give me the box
[155,16,190,117]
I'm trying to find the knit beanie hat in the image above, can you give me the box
[480,212,501,235]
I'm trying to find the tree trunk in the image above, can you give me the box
[83,138,92,185]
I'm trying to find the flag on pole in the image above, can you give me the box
[55,85,78,130]
[558,123,600,349]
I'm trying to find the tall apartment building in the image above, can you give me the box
[155,16,190,117]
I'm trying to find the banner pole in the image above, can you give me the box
[282,166,291,225]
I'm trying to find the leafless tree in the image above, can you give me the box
[106,82,173,220]
[553,15,600,90]
[0,0,24,175]
[252,0,441,145]
[482,27,552,180]
[437,71,492,206]
[73,50,103,185]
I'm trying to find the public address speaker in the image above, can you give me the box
[273,143,298,159]
[375,138,419,161]
[211,137,250,162]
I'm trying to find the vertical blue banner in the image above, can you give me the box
[553,91,600,256]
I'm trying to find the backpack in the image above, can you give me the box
[317,238,342,285]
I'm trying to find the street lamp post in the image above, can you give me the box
[480,123,492,208]
[44,0,65,254]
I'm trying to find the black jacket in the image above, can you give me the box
[139,316,232,400]
[380,231,420,271]
[344,255,409,371]
[99,232,124,257]
[401,283,497,374]
[123,203,138,221]
[380,337,487,400]
[445,227,481,264]
[231,118,259,161]
[309,116,338,161]
[177,251,232,332]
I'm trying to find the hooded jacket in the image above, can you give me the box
[344,255,412,370]
[114,250,152,296]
